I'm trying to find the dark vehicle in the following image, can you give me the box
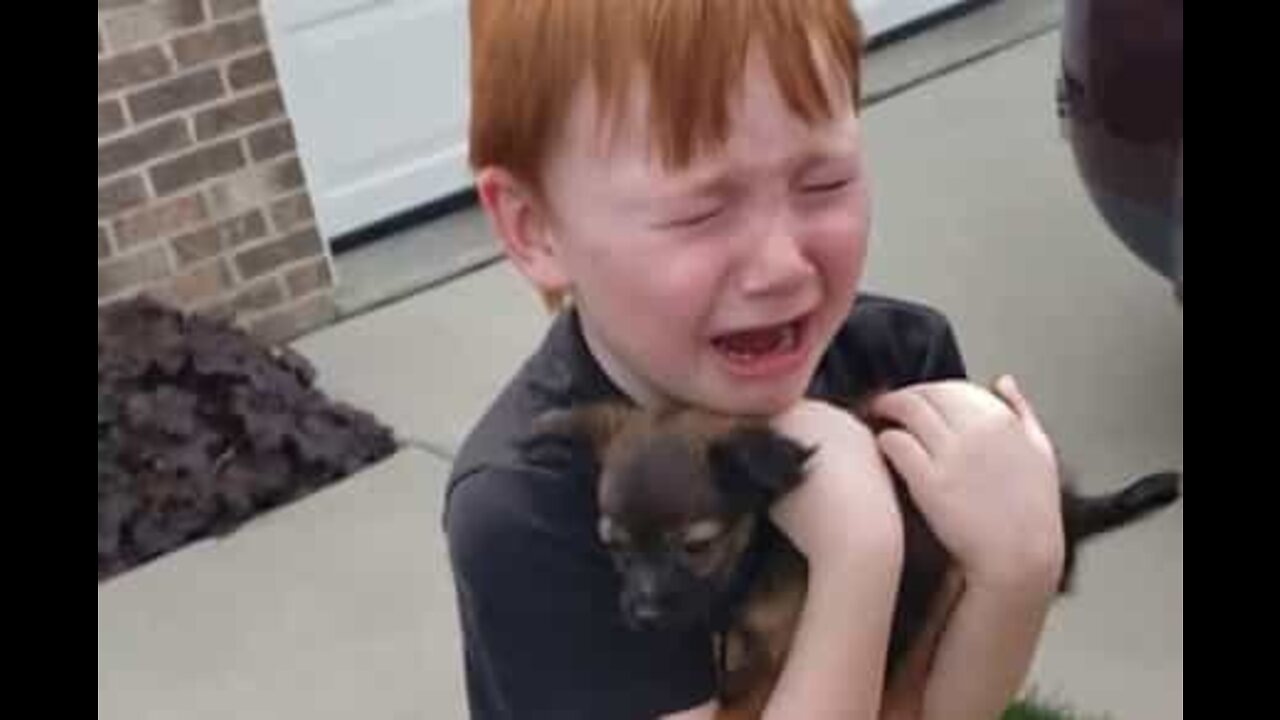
[1057,0,1183,302]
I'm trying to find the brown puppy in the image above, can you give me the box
[520,400,1181,715]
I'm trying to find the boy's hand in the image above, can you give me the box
[869,377,1065,594]
[768,399,904,574]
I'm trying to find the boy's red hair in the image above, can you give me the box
[469,0,864,189]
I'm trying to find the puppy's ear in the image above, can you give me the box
[517,403,633,476]
[707,424,815,509]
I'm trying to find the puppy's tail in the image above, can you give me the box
[1064,470,1182,542]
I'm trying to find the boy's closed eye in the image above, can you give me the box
[795,156,860,195]
[644,170,740,231]
[658,203,727,229]
[800,176,854,194]
[650,189,737,230]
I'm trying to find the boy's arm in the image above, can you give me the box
[666,528,905,720]
[879,572,1055,720]
[662,543,904,720]
[758,544,904,719]
[872,377,1065,720]
[761,401,905,719]
[663,554,906,720]
[879,570,964,720]
[912,576,1056,719]
[666,401,909,720]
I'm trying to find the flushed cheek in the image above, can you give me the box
[633,249,730,343]
[811,203,870,289]
[819,229,867,291]
[583,249,723,382]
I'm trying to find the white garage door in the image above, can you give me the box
[857,0,973,41]
[263,0,472,242]
[264,0,968,244]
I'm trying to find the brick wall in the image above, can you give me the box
[98,0,338,343]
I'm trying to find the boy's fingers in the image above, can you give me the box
[877,429,937,493]
[993,375,1032,417]
[916,380,1008,426]
[868,390,951,454]
[994,375,1055,458]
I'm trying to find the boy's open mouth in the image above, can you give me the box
[711,316,810,376]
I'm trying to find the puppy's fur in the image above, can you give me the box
[520,399,1181,715]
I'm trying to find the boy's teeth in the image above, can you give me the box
[775,323,796,352]
[716,321,798,357]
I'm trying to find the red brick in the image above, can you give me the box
[211,0,258,19]
[269,193,315,233]
[194,88,284,141]
[169,259,234,305]
[171,210,269,265]
[99,46,172,96]
[226,50,275,90]
[150,140,247,196]
[103,0,205,53]
[98,119,192,179]
[203,159,306,218]
[247,122,295,162]
[285,258,334,298]
[191,298,238,325]
[98,100,126,138]
[234,227,323,280]
[172,15,266,68]
[98,175,150,220]
[113,194,208,249]
[220,210,271,248]
[98,246,172,298]
[170,227,222,266]
[231,277,287,314]
[127,68,225,125]
[269,157,305,191]
[202,171,260,218]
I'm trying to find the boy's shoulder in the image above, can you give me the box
[839,291,958,339]
[812,291,968,401]
[445,308,607,498]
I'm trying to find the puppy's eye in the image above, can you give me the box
[599,516,630,549]
[680,520,726,555]
[683,539,715,555]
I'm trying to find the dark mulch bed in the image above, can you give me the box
[98,297,398,582]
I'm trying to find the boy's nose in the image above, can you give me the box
[740,229,813,297]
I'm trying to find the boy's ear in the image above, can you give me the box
[476,167,570,300]
[707,425,815,509]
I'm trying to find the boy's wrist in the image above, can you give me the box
[806,516,904,582]
[962,537,1065,600]
[915,576,1054,720]
[765,537,903,719]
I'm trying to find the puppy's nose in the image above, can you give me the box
[637,582,678,610]
[626,599,673,631]
[632,602,663,623]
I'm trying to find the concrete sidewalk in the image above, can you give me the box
[98,23,1182,720]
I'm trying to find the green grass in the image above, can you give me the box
[1002,689,1112,720]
